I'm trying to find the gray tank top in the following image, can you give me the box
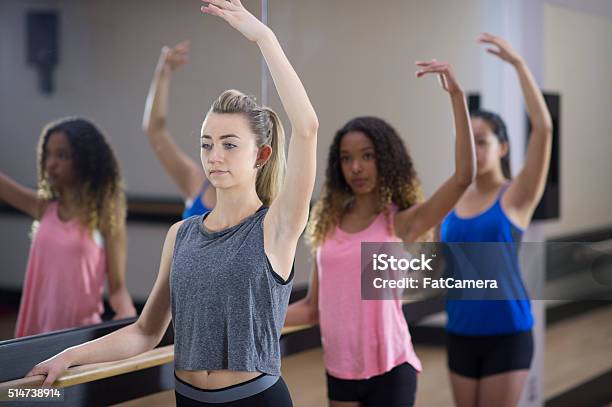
[170,206,293,375]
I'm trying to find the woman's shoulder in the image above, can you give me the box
[41,199,56,213]
[168,218,191,241]
[35,199,58,223]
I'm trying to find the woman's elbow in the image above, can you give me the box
[296,116,319,138]
[538,125,553,139]
[306,305,319,325]
[134,318,165,350]
[309,116,320,134]
[142,117,166,135]
[455,170,474,189]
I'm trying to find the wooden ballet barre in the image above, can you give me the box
[0,345,173,396]
[280,324,314,335]
[0,324,317,396]
[0,296,433,395]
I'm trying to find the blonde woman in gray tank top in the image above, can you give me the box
[26,1,319,406]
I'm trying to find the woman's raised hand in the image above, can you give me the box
[201,0,270,43]
[161,40,190,71]
[415,59,463,95]
[478,33,523,66]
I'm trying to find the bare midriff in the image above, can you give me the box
[175,369,263,390]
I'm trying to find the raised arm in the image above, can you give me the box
[142,41,206,200]
[479,33,553,218]
[0,172,46,219]
[202,0,319,279]
[395,60,476,242]
[257,25,318,243]
[25,221,180,387]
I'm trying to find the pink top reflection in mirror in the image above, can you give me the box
[14,201,106,338]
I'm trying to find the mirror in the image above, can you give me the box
[0,0,262,343]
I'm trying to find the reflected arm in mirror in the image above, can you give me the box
[0,172,47,220]
[141,41,207,201]
[103,204,136,320]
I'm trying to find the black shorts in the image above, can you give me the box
[447,330,534,379]
[174,373,292,406]
[326,362,418,407]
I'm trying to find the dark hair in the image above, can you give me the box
[471,109,512,179]
[307,116,425,247]
[37,117,125,234]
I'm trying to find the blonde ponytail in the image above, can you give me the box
[256,107,286,205]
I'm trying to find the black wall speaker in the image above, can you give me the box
[26,10,59,94]
[467,93,480,113]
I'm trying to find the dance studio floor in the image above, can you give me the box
[1,304,610,406]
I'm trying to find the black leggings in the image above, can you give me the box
[326,362,418,407]
[174,373,292,406]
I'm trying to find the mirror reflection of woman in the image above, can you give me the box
[142,40,216,218]
[0,118,136,338]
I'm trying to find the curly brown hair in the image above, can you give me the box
[36,117,126,235]
[307,116,425,248]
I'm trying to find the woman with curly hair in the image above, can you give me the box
[0,117,136,338]
[285,61,476,406]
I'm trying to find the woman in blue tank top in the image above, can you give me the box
[142,40,215,218]
[440,33,553,407]
[26,2,319,406]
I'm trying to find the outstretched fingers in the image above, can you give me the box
[414,60,462,93]
[415,60,450,78]
[201,3,225,18]
[478,32,499,45]
[174,40,190,51]
[485,47,502,57]
[203,0,239,11]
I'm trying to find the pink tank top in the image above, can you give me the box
[317,207,422,379]
[15,201,106,338]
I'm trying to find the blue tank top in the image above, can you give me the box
[182,182,212,219]
[440,185,533,335]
